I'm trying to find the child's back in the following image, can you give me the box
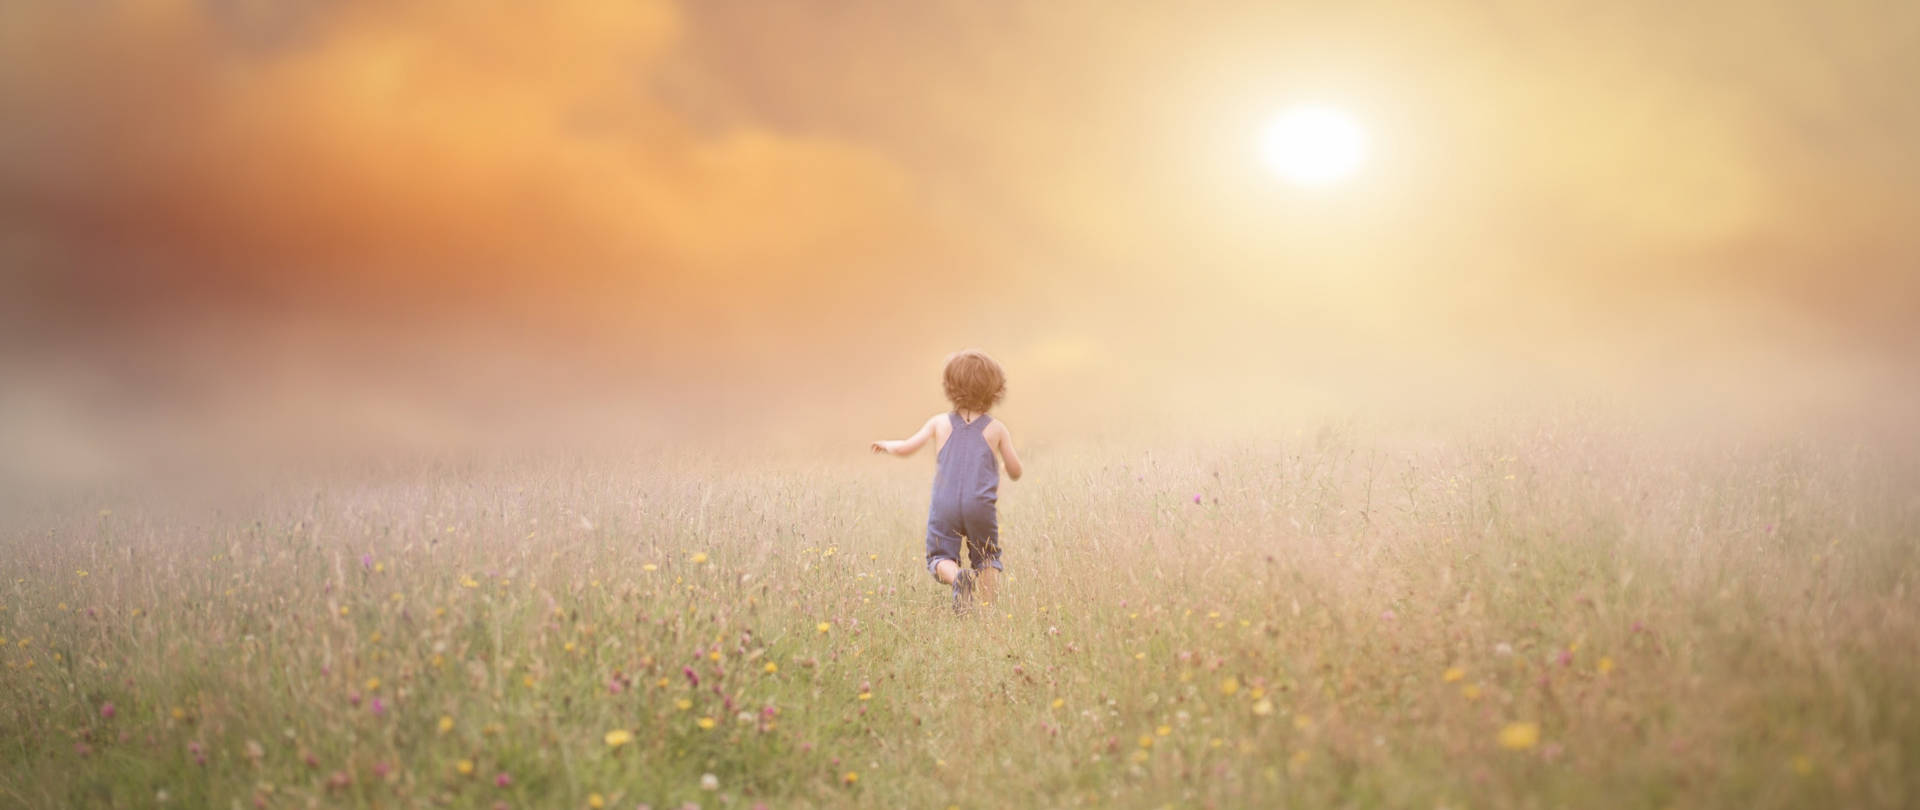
[870,350,1025,611]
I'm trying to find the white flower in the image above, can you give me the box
[700,773,719,791]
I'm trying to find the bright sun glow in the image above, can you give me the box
[1259,105,1368,188]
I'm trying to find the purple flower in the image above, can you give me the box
[683,666,700,688]
[361,553,373,570]
[371,697,387,716]
[1193,494,1202,504]
[99,702,116,719]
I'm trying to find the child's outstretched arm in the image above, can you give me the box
[988,421,1024,481]
[870,414,941,457]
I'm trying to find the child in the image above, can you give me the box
[871,349,1025,613]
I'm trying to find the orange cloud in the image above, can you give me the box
[0,0,919,279]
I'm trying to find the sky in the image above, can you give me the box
[2,0,1916,481]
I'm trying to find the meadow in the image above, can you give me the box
[2,415,1916,809]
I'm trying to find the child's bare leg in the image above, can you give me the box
[976,567,999,605]
[932,559,961,585]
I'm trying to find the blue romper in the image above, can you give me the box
[925,411,1002,576]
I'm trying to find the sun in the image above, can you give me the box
[1258,105,1369,188]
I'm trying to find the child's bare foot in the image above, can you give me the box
[952,568,977,615]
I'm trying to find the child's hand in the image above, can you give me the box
[870,441,893,455]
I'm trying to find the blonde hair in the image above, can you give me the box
[942,350,1006,413]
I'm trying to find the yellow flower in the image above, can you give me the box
[339,606,350,616]
[675,699,692,711]
[438,716,454,734]
[697,716,716,729]
[817,622,832,634]
[364,677,380,692]
[1498,722,1540,750]
[170,707,186,721]
[1461,684,1483,701]
[461,576,479,589]
[1293,715,1313,730]
[691,552,709,564]
[1252,698,1274,716]
[1050,698,1064,709]
[764,662,778,674]
[604,729,632,748]
[1597,657,1614,675]
[643,564,658,572]
[456,759,474,776]
[843,771,858,785]
[1220,677,1240,696]
[858,691,873,701]
[588,794,606,809]
[1156,725,1171,736]
[1138,734,1154,749]
[1443,667,1465,683]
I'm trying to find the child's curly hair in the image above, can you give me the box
[943,349,1006,413]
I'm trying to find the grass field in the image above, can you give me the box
[3,416,1916,809]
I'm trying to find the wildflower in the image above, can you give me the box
[171,707,186,721]
[1597,657,1615,675]
[1252,699,1274,716]
[675,698,692,711]
[701,773,719,791]
[1138,734,1154,749]
[1051,698,1064,709]
[683,666,700,688]
[439,716,454,734]
[1193,494,1202,504]
[100,702,115,719]
[1443,667,1465,683]
[457,759,475,776]
[1156,725,1171,736]
[764,662,778,674]
[1220,677,1240,696]
[643,564,658,572]
[588,794,605,808]
[690,553,709,564]
[1498,722,1540,750]
[697,717,716,730]
[1461,684,1483,700]
[817,622,831,634]
[605,729,633,747]
[339,606,350,617]
[371,697,387,716]
[495,772,512,787]
[361,554,373,570]
[365,677,380,692]
[843,771,858,785]
[1791,755,1813,776]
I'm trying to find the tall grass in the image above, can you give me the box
[2,418,1915,808]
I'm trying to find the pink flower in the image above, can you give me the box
[1380,610,1396,621]
[1193,494,1202,504]
[99,702,115,719]
[361,553,373,570]
[348,691,362,707]
[607,678,625,695]
[1556,649,1573,667]
[495,772,512,787]
[373,761,391,779]
[371,697,387,716]
[683,666,700,688]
